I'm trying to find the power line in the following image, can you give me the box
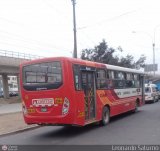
[0,40,72,57]
[0,2,71,50]
[0,16,26,27]
[77,10,138,30]
[0,40,41,51]
[41,0,69,18]
[0,30,71,52]
[79,31,97,46]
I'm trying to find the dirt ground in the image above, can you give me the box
[0,97,37,135]
[0,112,37,135]
[0,96,21,104]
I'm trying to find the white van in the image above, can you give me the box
[145,84,159,103]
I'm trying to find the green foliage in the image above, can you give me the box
[80,39,146,69]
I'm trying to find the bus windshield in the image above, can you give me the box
[145,87,151,93]
[22,61,62,91]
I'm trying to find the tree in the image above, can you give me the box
[134,55,146,69]
[81,39,117,64]
[80,39,146,69]
[118,55,134,68]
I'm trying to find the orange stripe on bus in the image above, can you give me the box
[97,90,112,105]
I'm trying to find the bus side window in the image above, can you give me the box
[106,70,114,89]
[73,65,81,90]
[133,74,140,88]
[96,69,107,89]
[125,73,134,88]
[113,71,125,89]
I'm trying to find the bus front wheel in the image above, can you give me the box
[152,97,156,103]
[101,106,110,126]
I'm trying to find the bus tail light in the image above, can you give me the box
[62,98,70,115]
[22,101,27,115]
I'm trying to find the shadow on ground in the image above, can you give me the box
[36,110,142,139]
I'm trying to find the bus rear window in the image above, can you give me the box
[23,61,62,91]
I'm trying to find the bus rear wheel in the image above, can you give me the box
[101,106,110,126]
[132,101,138,113]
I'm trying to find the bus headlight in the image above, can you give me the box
[62,97,70,115]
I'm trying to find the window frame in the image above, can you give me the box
[73,64,82,91]
[96,68,107,90]
[22,61,63,91]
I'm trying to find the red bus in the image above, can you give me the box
[20,57,145,126]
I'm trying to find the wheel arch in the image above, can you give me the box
[102,104,110,117]
[136,98,140,107]
[100,104,110,126]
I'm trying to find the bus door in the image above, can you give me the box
[81,70,96,121]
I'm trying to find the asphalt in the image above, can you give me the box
[1,101,160,145]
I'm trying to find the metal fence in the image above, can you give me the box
[0,49,43,60]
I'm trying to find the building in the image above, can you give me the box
[0,75,18,97]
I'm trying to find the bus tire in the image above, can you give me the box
[133,101,138,113]
[101,106,110,126]
[152,97,156,103]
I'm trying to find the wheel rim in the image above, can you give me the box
[104,110,109,123]
[135,102,138,111]
[153,97,155,103]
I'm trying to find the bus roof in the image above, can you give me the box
[106,64,144,74]
[20,57,144,74]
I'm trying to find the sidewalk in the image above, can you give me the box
[0,97,22,115]
[0,97,37,136]
[0,103,21,114]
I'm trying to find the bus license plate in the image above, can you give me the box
[32,98,54,107]
[41,107,47,112]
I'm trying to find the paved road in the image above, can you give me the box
[0,101,160,145]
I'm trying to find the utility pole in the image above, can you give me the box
[132,31,157,76]
[71,0,77,58]
[152,43,155,76]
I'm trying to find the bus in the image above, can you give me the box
[20,57,145,126]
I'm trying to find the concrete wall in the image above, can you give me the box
[0,56,29,99]
[0,56,29,67]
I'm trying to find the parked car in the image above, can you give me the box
[145,83,159,103]
[9,91,18,97]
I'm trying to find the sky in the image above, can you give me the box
[0,0,160,72]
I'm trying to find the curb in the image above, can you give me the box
[0,125,41,138]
